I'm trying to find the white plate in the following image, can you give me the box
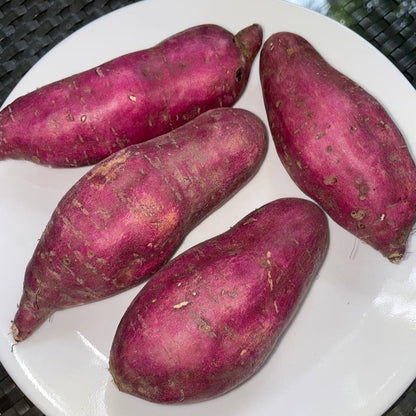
[1,0,416,415]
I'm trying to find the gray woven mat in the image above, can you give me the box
[0,0,415,415]
[328,0,416,86]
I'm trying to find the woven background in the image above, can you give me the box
[328,0,416,86]
[0,0,415,415]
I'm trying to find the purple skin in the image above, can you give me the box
[109,198,329,404]
[260,32,416,263]
[0,24,262,167]
[11,108,267,341]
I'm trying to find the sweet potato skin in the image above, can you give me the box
[0,24,262,167]
[260,32,416,263]
[109,198,329,404]
[11,108,267,341]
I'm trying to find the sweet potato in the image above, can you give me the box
[260,32,416,263]
[0,24,262,167]
[11,107,267,341]
[109,197,329,404]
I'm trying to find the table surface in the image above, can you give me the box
[0,0,415,415]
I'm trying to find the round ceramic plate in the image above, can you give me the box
[1,0,416,415]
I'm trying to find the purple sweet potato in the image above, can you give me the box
[109,197,329,404]
[260,32,416,263]
[11,107,267,341]
[0,24,262,167]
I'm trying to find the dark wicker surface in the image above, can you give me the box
[327,0,416,87]
[0,0,415,415]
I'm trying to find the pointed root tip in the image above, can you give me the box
[388,251,404,264]
[11,298,54,342]
[11,322,26,342]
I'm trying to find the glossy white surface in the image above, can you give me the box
[1,0,416,415]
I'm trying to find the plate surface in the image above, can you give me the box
[1,0,416,415]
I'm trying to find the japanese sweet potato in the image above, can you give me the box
[260,32,416,263]
[11,107,267,341]
[109,197,329,404]
[0,23,262,167]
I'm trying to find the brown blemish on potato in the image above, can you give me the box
[89,152,129,180]
[326,145,333,153]
[85,262,98,274]
[266,251,273,291]
[173,301,189,309]
[324,175,337,185]
[72,199,89,215]
[31,156,40,164]
[351,209,366,220]
[378,120,390,130]
[359,188,368,200]
[315,131,325,139]
[62,256,71,266]
[286,48,294,55]
[198,317,216,338]
[275,100,282,108]
[354,178,368,200]
[153,210,180,235]
[114,267,133,286]
[274,300,279,314]
[222,324,236,339]
[95,67,104,77]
